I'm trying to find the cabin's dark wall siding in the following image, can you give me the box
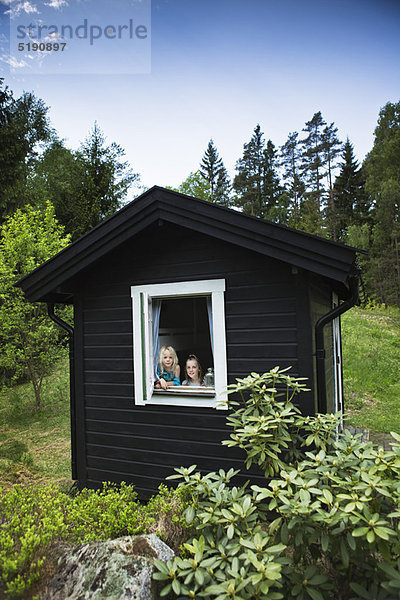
[74,223,316,496]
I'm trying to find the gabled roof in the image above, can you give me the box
[17,186,361,303]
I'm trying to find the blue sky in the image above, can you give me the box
[1,0,400,194]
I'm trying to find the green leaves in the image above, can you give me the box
[185,505,195,524]
[153,366,400,600]
[0,202,72,404]
[1,481,169,597]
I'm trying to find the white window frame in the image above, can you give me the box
[131,279,227,409]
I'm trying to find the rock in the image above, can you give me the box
[41,534,174,600]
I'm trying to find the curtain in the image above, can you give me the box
[207,296,214,357]
[152,299,162,377]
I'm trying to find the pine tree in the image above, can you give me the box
[300,111,327,234]
[280,131,305,228]
[322,122,342,239]
[200,139,231,206]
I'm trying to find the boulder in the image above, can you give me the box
[41,534,174,600]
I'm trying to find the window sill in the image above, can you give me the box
[153,387,215,397]
[145,391,218,408]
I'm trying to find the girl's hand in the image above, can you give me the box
[159,378,168,390]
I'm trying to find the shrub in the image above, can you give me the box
[0,485,69,598]
[154,367,400,600]
[0,482,188,598]
[66,481,148,543]
[145,483,191,552]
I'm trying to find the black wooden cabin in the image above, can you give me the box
[17,186,361,497]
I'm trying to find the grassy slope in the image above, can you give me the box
[0,306,399,486]
[341,304,400,435]
[0,357,72,489]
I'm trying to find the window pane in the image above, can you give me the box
[156,296,213,384]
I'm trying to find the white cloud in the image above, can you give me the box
[5,1,39,17]
[43,32,58,41]
[0,53,28,67]
[44,0,68,8]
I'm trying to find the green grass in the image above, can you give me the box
[342,304,400,436]
[0,356,72,489]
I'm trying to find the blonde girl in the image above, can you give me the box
[155,345,181,389]
[182,354,204,387]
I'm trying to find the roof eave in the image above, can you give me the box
[16,186,362,303]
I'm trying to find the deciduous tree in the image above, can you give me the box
[0,203,71,406]
[0,79,52,219]
[170,170,212,202]
[28,139,82,234]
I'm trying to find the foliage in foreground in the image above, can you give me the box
[154,367,400,600]
[0,482,189,598]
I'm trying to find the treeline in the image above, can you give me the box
[0,78,140,398]
[175,107,400,307]
[1,77,399,307]
[0,79,139,239]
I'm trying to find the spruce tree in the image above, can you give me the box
[262,140,284,222]
[333,139,368,241]
[214,165,231,207]
[370,180,400,305]
[233,125,265,217]
[364,101,400,305]
[200,139,231,206]
[234,126,284,221]
[73,122,139,238]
